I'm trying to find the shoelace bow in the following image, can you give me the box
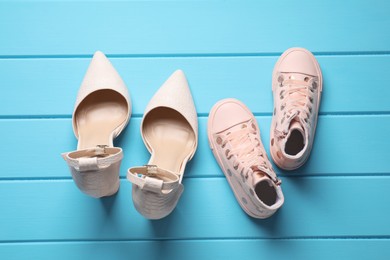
[219,123,269,179]
[279,76,318,130]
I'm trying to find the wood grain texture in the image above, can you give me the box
[1,0,390,258]
[1,115,389,179]
[1,55,390,116]
[1,240,390,260]
[0,1,389,56]
[1,177,390,241]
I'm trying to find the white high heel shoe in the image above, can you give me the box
[62,51,131,198]
[127,70,198,219]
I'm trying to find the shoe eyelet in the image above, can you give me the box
[304,77,309,82]
[216,136,222,145]
[278,75,284,83]
[227,169,232,176]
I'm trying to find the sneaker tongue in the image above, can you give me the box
[252,169,275,189]
[252,170,266,182]
[251,166,274,186]
[289,91,303,103]
[289,119,304,134]
[277,112,302,133]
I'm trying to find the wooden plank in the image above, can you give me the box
[1,1,388,258]
[0,115,389,179]
[1,239,389,260]
[1,177,390,241]
[1,55,390,116]
[0,1,389,56]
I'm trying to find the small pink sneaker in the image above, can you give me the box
[270,47,323,170]
[208,99,284,219]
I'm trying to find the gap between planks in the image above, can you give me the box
[0,51,390,60]
[2,236,390,244]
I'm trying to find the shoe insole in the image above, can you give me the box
[285,129,305,156]
[75,89,128,150]
[143,107,195,176]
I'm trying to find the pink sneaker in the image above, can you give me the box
[270,47,323,170]
[208,99,284,219]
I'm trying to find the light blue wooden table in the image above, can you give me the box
[1,1,390,259]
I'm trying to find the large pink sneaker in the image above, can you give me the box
[270,47,323,170]
[208,99,284,219]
